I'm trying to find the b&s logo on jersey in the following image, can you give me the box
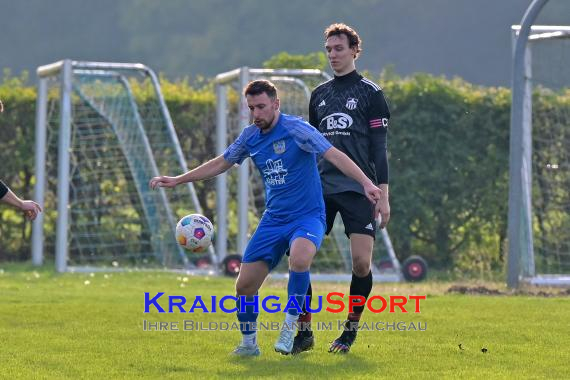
[345,98,358,110]
[321,113,353,130]
[272,139,286,154]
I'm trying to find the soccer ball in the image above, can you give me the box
[175,214,214,253]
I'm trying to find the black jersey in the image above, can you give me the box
[0,180,8,199]
[309,70,390,195]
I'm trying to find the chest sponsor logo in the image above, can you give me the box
[263,159,288,186]
[345,98,358,110]
[320,113,353,130]
[273,139,286,154]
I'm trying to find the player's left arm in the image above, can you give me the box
[368,89,391,228]
[0,180,43,220]
[308,92,318,128]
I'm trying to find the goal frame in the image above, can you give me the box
[32,60,214,272]
[508,10,570,287]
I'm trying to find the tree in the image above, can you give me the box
[263,52,328,71]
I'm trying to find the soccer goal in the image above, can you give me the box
[32,60,214,272]
[214,67,402,281]
[508,22,570,287]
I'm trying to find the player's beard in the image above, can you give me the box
[255,114,275,132]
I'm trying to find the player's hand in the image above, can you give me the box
[375,193,390,229]
[149,176,179,190]
[20,200,42,221]
[363,182,382,204]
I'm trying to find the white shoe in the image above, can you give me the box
[274,324,297,355]
[232,344,260,357]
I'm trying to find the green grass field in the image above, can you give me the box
[1,263,569,379]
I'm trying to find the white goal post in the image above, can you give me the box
[508,4,570,288]
[32,60,214,272]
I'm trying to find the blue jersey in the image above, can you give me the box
[224,113,332,223]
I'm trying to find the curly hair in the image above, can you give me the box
[324,23,362,58]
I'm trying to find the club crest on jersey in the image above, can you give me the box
[273,139,286,154]
[345,98,358,110]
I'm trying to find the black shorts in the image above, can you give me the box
[325,191,376,239]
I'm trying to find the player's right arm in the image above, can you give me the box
[149,155,233,189]
[150,126,253,190]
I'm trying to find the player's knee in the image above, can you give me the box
[352,257,371,277]
[235,281,256,296]
[289,256,311,272]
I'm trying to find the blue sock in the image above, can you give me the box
[287,270,310,317]
[236,294,258,337]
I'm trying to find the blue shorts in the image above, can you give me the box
[242,213,326,271]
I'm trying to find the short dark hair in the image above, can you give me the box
[244,80,278,99]
[324,23,362,58]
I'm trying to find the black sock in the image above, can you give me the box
[348,270,373,322]
[298,282,312,335]
[302,282,312,313]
